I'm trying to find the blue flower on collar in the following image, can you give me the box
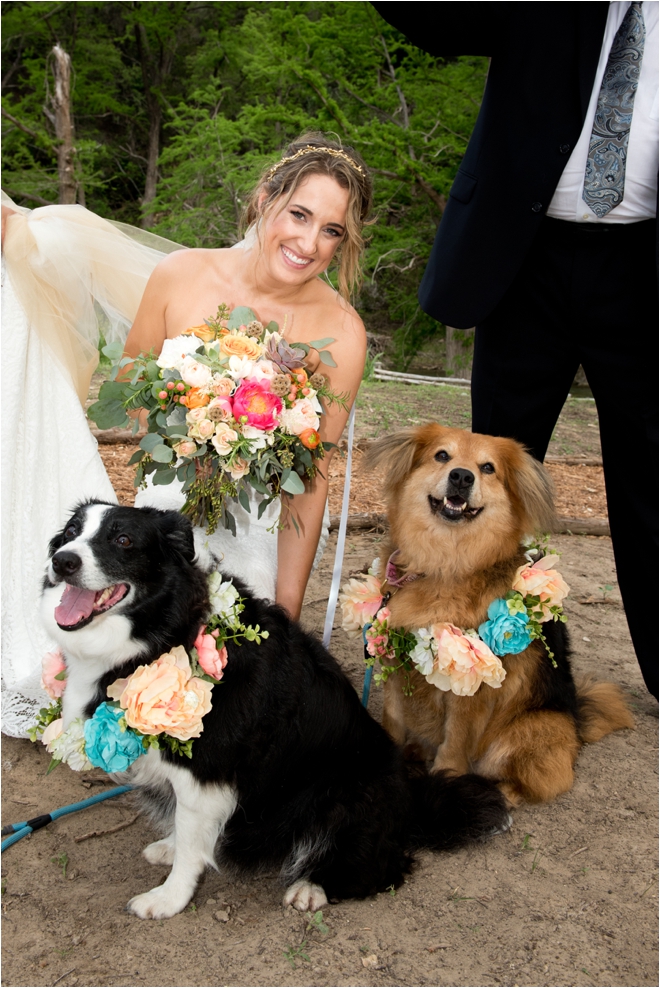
[83,702,144,773]
[478,598,532,656]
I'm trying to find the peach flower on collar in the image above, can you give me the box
[107,646,213,741]
[511,554,570,619]
[41,649,67,698]
[426,624,506,697]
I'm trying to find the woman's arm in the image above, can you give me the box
[276,305,367,620]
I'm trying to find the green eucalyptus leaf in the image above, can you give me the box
[224,508,236,537]
[102,340,124,361]
[237,487,251,513]
[308,337,335,349]
[281,472,305,495]
[227,306,258,330]
[156,411,169,427]
[265,320,279,333]
[318,350,337,368]
[140,433,164,453]
[128,449,145,466]
[151,444,174,463]
[152,467,177,485]
[87,399,129,430]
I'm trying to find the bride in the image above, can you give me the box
[128,135,372,619]
[1,134,372,735]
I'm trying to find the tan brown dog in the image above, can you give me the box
[364,424,633,807]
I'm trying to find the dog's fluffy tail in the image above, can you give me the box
[576,677,634,744]
[407,771,510,851]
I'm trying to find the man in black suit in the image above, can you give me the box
[372,2,658,698]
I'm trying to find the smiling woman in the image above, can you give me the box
[125,134,374,620]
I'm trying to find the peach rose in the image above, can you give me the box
[339,573,383,638]
[228,456,250,480]
[42,717,63,746]
[173,439,198,457]
[279,397,320,436]
[212,376,235,397]
[41,649,67,698]
[194,627,228,680]
[107,646,213,741]
[427,624,506,696]
[512,554,570,619]
[219,334,262,361]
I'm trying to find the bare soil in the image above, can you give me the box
[2,532,657,988]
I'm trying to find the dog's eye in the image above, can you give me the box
[116,535,132,548]
[435,450,451,463]
[480,462,495,474]
[64,524,78,540]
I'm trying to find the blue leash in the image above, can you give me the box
[361,623,373,708]
[1,785,133,852]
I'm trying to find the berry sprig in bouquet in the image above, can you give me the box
[88,305,347,533]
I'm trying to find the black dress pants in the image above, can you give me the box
[471,216,658,699]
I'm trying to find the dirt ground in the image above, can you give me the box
[2,530,657,988]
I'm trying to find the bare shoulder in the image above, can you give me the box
[150,247,234,282]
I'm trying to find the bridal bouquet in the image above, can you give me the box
[88,305,346,533]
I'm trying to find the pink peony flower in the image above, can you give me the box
[511,554,570,619]
[41,649,67,698]
[194,627,228,680]
[107,646,213,741]
[232,379,282,432]
[339,573,383,638]
[427,624,506,696]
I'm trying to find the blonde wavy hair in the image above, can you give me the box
[242,133,373,299]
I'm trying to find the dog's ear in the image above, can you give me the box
[507,450,556,533]
[361,429,422,492]
[160,512,196,563]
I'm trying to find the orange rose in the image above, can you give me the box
[182,323,222,343]
[218,334,262,360]
[180,388,210,408]
[107,646,213,741]
[299,428,321,450]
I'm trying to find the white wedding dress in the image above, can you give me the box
[1,257,118,736]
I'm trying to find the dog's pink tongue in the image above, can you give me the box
[54,585,97,627]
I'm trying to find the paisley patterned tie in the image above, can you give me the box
[583,2,646,218]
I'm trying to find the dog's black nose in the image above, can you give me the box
[52,551,82,577]
[448,468,475,490]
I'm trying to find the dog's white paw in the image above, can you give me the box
[142,837,175,866]
[128,885,190,920]
[283,879,328,912]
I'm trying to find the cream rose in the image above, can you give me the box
[228,456,250,480]
[212,422,239,456]
[279,398,320,436]
[180,356,213,389]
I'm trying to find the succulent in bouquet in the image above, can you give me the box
[88,305,347,534]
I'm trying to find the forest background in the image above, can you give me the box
[2,0,487,370]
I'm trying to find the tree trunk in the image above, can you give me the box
[445,326,475,379]
[50,44,77,205]
[142,104,162,224]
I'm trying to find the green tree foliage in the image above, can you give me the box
[2,1,486,364]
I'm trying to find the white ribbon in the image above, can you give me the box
[322,403,356,649]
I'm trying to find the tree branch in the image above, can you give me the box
[1,107,53,148]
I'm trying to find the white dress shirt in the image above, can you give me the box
[547,0,658,223]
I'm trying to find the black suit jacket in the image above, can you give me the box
[372,2,610,327]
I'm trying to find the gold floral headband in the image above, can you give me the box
[266,145,365,182]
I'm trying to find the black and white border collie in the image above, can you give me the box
[41,501,510,920]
